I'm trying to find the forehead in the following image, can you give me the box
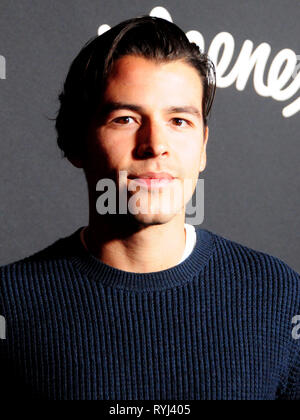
[103,55,203,108]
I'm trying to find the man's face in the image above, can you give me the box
[81,55,208,226]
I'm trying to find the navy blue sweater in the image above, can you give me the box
[0,227,299,400]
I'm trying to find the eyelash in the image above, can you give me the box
[112,116,191,127]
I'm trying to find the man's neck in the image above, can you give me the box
[82,216,186,273]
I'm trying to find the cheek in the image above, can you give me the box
[179,139,203,174]
[88,128,131,170]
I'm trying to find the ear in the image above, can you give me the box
[199,126,209,172]
[67,156,84,168]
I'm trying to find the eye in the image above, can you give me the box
[171,118,190,127]
[112,116,135,125]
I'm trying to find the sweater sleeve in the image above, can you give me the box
[279,268,300,400]
[281,345,300,400]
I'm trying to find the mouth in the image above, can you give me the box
[127,172,176,189]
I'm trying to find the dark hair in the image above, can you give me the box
[55,16,216,159]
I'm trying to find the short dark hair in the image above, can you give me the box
[55,16,216,159]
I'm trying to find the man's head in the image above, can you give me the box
[55,16,216,161]
[55,16,216,227]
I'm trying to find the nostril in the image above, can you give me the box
[135,143,168,160]
[134,145,155,159]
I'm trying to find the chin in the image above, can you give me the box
[125,184,187,226]
[129,202,185,226]
[134,214,172,227]
[130,211,177,226]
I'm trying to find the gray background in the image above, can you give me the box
[0,0,299,272]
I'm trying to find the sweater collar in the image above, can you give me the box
[68,226,215,291]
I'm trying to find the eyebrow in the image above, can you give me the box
[98,101,202,120]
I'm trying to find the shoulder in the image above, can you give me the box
[206,227,298,273]
[0,228,82,289]
[199,227,300,293]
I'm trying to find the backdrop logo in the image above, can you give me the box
[98,6,300,119]
[293,56,300,80]
[0,315,6,340]
[0,55,6,79]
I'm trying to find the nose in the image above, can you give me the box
[134,120,169,159]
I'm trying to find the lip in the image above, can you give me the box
[128,172,175,180]
[128,172,176,188]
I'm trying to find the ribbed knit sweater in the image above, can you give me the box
[0,227,299,400]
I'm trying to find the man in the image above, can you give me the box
[0,16,299,400]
